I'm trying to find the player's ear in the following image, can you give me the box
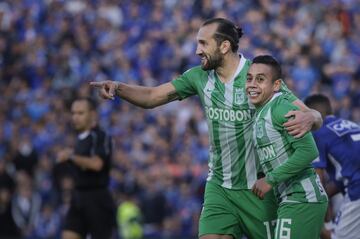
[220,40,231,54]
[273,79,281,92]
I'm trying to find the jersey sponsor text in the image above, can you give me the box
[258,144,277,162]
[327,119,360,136]
[205,106,252,122]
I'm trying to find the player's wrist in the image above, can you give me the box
[265,173,276,186]
[114,82,121,96]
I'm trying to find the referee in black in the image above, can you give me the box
[57,97,115,239]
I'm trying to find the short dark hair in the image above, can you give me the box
[252,55,282,81]
[304,94,332,116]
[202,18,243,53]
[73,97,97,111]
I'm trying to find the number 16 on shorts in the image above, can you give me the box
[264,218,292,239]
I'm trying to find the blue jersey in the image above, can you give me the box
[312,116,360,201]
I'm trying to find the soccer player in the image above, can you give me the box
[305,94,360,239]
[247,55,328,239]
[91,18,322,239]
[57,97,115,239]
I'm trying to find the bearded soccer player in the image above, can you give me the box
[247,55,328,239]
[91,18,322,239]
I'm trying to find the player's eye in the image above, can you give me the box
[256,77,265,83]
[198,40,206,46]
[246,76,252,82]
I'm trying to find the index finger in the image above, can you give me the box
[89,82,104,88]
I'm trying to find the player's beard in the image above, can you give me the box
[201,48,224,71]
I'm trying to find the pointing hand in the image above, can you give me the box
[90,81,118,100]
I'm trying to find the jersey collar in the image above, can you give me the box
[229,54,246,84]
[213,54,246,85]
[78,130,90,140]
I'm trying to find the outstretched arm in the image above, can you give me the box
[283,99,323,138]
[90,81,179,109]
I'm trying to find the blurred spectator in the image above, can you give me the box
[34,154,55,204]
[117,191,143,239]
[290,56,319,99]
[0,159,14,193]
[12,135,38,177]
[12,171,41,238]
[0,159,20,239]
[33,203,61,239]
[140,174,167,238]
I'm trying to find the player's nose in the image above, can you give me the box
[195,45,203,56]
[246,79,255,88]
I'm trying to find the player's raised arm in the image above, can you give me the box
[90,81,179,109]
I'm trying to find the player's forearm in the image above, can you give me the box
[115,82,167,109]
[266,135,319,186]
[72,155,104,171]
[325,181,341,198]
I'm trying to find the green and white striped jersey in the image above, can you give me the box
[171,56,295,190]
[253,93,328,204]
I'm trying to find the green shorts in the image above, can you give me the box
[199,181,278,239]
[275,202,327,239]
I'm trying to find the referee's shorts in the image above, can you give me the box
[63,188,116,239]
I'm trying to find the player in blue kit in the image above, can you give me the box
[305,94,360,239]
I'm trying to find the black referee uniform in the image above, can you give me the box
[63,126,116,239]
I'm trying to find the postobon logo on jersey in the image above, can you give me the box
[258,144,277,162]
[205,106,252,122]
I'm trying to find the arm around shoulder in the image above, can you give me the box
[291,99,323,130]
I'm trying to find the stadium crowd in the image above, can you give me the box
[0,0,359,238]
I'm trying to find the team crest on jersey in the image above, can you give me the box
[234,88,245,105]
[256,123,264,138]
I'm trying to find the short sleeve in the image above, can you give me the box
[94,131,112,163]
[171,68,198,100]
[271,98,311,143]
[279,80,298,103]
[311,131,328,169]
[271,99,299,126]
